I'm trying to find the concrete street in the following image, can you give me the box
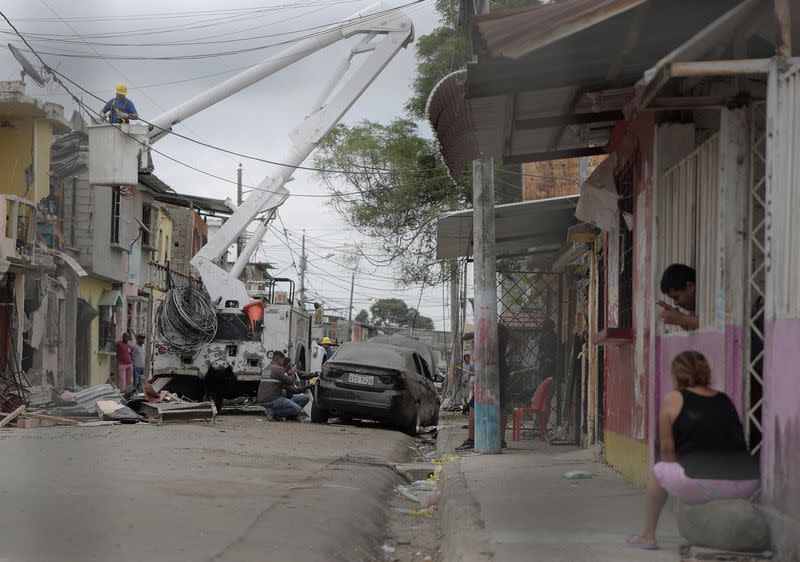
[0,417,414,562]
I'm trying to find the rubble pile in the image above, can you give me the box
[0,380,216,429]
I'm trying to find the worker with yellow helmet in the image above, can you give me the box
[320,337,335,359]
[101,84,139,124]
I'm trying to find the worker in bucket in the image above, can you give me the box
[101,84,139,124]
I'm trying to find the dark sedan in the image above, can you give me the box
[310,342,440,435]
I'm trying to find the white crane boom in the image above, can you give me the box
[176,3,413,308]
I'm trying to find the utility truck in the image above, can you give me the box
[85,3,414,408]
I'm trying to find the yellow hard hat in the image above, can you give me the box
[321,337,332,345]
[115,83,128,95]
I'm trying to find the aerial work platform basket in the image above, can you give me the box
[87,123,149,185]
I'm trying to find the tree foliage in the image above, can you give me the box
[369,298,434,329]
[355,309,370,323]
[315,0,539,286]
[315,119,470,285]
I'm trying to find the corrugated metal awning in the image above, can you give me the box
[436,195,579,259]
[427,0,743,179]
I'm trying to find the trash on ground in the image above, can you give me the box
[563,470,594,479]
[381,543,396,554]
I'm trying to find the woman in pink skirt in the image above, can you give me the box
[627,351,760,550]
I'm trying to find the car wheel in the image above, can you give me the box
[402,409,420,436]
[310,398,329,424]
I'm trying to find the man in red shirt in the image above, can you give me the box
[115,333,134,392]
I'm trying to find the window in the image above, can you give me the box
[617,161,634,329]
[165,235,170,262]
[658,134,719,330]
[141,204,152,247]
[110,186,121,244]
[98,306,116,352]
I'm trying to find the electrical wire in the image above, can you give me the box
[8,1,429,60]
[154,285,218,355]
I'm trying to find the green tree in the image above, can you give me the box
[315,119,470,285]
[408,308,435,330]
[370,298,410,326]
[355,309,370,323]
[315,0,537,285]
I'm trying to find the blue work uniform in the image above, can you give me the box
[102,97,137,124]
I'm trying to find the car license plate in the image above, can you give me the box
[347,373,374,385]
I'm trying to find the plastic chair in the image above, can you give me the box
[512,377,554,441]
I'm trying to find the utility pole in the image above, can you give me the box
[236,163,244,258]
[348,272,355,322]
[448,260,462,403]
[298,229,307,308]
[473,155,499,454]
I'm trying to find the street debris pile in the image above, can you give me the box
[0,380,216,430]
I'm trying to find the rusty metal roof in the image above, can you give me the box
[472,0,646,60]
[428,0,744,178]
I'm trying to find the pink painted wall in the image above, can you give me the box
[655,327,744,413]
[761,318,800,554]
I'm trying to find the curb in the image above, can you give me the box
[439,458,494,561]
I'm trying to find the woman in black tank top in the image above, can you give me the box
[627,351,759,550]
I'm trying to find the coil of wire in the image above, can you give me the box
[154,284,218,356]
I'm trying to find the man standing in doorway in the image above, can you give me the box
[131,334,146,394]
[115,333,134,392]
[659,264,699,330]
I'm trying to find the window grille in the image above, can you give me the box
[141,205,152,247]
[658,134,720,331]
[110,187,121,244]
[98,306,116,353]
[617,161,634,329]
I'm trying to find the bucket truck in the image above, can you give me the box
[114,3,415,407]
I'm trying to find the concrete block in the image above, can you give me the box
[677,499,771,552]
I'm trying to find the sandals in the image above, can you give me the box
[626,535,659,550]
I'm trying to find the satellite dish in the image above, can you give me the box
[7,44,46,87]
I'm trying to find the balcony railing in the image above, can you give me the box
[148,260,198,292]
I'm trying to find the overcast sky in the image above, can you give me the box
[0,0,462,329]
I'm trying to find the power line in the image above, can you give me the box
[8,1,429,60]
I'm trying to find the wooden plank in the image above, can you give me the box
[23,412,81,426]
[0,406,25,428]
[17,418,56,429]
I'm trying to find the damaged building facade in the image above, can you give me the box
[1,82,228,397]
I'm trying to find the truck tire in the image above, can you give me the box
[310,399,329,424]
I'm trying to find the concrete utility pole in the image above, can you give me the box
[348,272,355,322]
[298,230,307,307]
[236,163,244,258]
[473,155,500,454]
[448,261,462,402]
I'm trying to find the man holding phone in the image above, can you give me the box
[658,264,699,330]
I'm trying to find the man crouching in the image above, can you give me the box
[256,350,310,420]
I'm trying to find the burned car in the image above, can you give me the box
[310,342,440,435]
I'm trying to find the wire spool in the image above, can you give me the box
[154,284,217,356]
